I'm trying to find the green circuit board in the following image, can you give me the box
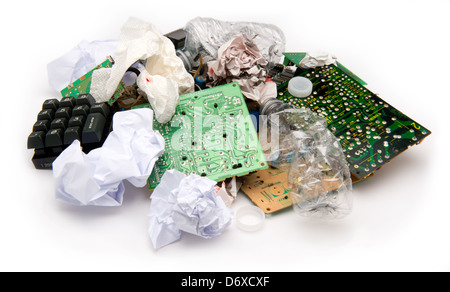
[60,56,125,105]
[280,52,431,182]
[134,82,268,189]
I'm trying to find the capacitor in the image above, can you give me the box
[195,75,207,90]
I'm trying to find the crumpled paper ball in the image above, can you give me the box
[210,33,267,78]
[148,170,234,249]
[207,34,277,104]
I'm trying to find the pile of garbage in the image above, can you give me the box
[39,17,352,249]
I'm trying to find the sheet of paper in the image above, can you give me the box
[52,108,165,206]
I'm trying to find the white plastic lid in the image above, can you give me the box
[288,77,313,98]
[236,205,265,232]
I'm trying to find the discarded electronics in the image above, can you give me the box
[27,17,431,249]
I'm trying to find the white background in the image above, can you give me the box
[1,0,449,272]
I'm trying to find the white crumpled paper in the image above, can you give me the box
[207,34,277,104]
[47,40,118,92]
[53,108,165,206]
[148,169,233,250]
[90,17,194,123]
[299,51,338,69]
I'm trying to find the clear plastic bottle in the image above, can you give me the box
[260,99,353,219]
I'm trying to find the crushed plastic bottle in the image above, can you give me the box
[260,99,353,219]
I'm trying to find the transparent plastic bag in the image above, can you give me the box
[260,99,353,219]
[176,17,286,71]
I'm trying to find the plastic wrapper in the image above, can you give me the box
[176,17,286,71]
[261,99,352,219]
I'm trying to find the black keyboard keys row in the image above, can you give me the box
[28,128,67,149]
[46,126,84,147]
[42,94,95,110]
[28,125,86,149]
[58,94,96,109]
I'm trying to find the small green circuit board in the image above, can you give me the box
[280,52,431,182]
[60,56,125,105]
[134,82,268,189]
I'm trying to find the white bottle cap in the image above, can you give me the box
[288,77,313,98]
[236,205,265,232]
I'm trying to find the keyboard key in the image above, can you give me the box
[76,94,96,107]
[42,99,60,111]
[37,109,55,121]
[90,103,111,118]
[64,126,82,145]
[33,120,50,132]
[55,107,72,119]
[50,118,68,131]
[82,113,106,144]
[45,129,64,147]
[27,131,46,149]
[72,104,90,117]
[68,115,86,128]
[60,96,76,108]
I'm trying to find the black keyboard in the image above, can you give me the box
[27,94,116,169]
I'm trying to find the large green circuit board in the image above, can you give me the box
[134,82,268,189]
[280,52,431,182]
